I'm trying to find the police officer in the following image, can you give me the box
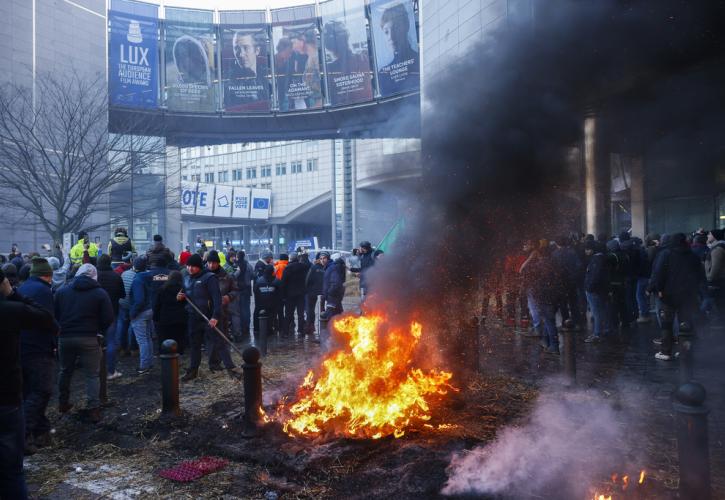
[69,231,98,266]
[178,254,241,381]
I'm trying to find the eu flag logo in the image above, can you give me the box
[252,198,269,210]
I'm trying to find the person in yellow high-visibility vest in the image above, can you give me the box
[69,231,99,265]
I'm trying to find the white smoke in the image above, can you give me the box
[442,387,636,498]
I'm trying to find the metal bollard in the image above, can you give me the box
[160,339,181,417]
[673,382,711,500]
[316,294,324,335]
[258,310,269,356]
[242,346,263,438]
[98,334,107,404]
[563,328,576,385]
[320,315,330,352]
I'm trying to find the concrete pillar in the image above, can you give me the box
[242,225,250,251]
[271,224,279,256]
[630,156,646,238]
[583,114,611,237]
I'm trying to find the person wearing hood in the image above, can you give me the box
[0,268,56,499]
[130,251,170,375]
[54,264,113,423]
[606,239,631,331]
[304,252,326,334]
[107,227,135,269]
[321,254,346,319]
[281,252,308,335]
[358,241,375,298]
[583,241,610,343]
[69,231,98,266]
[253,264,282,334]
[177,254,237,381]
[648,233,705,361]
[146,235,174,268]
[152,270,188,354]
[703,228,725,318]
[47,256,67,291]
[18,259,59,454]
[96,255,126,380]
[203,251,241,375]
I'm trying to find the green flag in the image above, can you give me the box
[376,218,405,254]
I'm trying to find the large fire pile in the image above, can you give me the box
[279,314,455,439]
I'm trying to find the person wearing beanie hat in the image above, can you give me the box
[18,258,58,452]
[206,250,221,263]
[108,227,135,268]
[1,266,56,494]
[54,261,113,423]
[178,250,230,381]
[255,251,274,278]
[358,241,375,297]
[2,263,19,287]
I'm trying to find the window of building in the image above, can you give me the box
[291,161,302,174]
[261,165,272,177]
[204,172,214,183]
[232,169,241,181]
[306,158,318,172]
[261,182,272,189]
[246,167,257,179]
[218,170,228,183]
[275,162,286,176]
[182,175,188,180]
[192,174,200,181]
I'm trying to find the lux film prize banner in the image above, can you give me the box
[108,11,158,108]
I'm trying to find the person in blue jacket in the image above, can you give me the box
[321,253,346,319]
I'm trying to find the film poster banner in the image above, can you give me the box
[249,188,271,219]
[232,187,251,218]
[181,181,199,215]
[165,21,217,112]
[272,20,323,112]
[221,24,271,113]
[369,0,420,97]
[109,11,158,108]
[213,185,234,217]
[320,0,373,106]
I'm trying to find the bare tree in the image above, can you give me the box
[0,72,170,244]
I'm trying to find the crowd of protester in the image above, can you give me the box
[0,228,383,498]
[482,229,722,360]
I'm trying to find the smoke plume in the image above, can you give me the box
[365,0,725,329]
[442,386,642,498]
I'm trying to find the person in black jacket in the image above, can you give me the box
[253,264,282,334]
[358,241,375,298]
[648,233,705,361]
[205,251,240,375]
[18,258,59,453]
[233,250,254,341]
[96,255,126,380]
[583,241,610,343]
[152,271,188,355]
[54,263,113,424]
[304,252,326,334]
[0,268,56,500]
[255,251,274,278]
[281,252,308,335]
[321,254,346,319]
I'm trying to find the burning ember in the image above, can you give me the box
[591,470,646,500]
[279,314,454,439]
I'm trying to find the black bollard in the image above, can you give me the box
[242,346,263,438]
[673,382,711,500]
[258,310,269,356]
[563,328,576,385]
[160,339,181,417]
[98,334,107,404]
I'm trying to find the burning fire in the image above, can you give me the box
[591,470,646,500]
[280,314,454,439]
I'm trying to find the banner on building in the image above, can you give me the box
[249,188,271,219]
[320,0,373,106]
[164,20,217,112]
[221,24,271,113]
[194,184,215,216]
[108,10,158,108]
[369,0,419,97]
[271,11,323,112]
[213,185,234,217]
[181,181,199,214]
[231,187,251,218]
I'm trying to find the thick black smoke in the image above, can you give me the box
[365,0,725,331]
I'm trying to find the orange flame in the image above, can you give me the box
[638,470,646,484]
[280,314,454,439]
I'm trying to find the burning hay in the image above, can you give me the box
[278,314,455,439]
